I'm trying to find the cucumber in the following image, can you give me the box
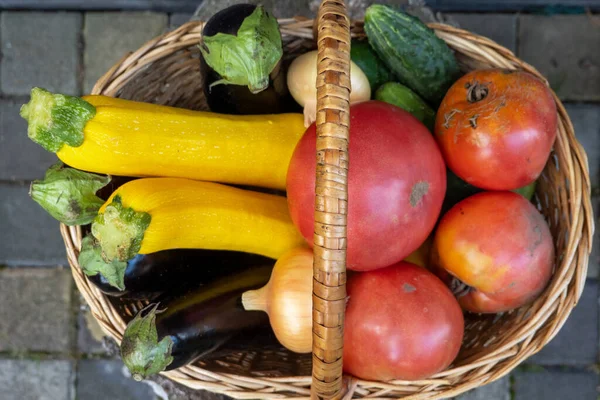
[350,39,394,92]
[442,169,537,215]
[364,4,461,106]
[375,82,436,131]
[514,180,537,200]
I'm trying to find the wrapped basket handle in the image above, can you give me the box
[312,0,351,398]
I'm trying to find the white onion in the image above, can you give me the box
[287,50,371,127]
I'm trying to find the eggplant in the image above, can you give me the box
[120,264,274,380]
[199,3,299,115]
[84,243,274,300]
[202,3,256,37]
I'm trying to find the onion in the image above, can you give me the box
[286,50,371,127]
[241,246,313,353]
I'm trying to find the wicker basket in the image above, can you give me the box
[62,1,594,398]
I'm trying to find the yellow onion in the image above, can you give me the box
[286,50,371,127]
[403,236,434,269]
[241,246,313,353]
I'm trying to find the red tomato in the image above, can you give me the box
[286,101,446,271]
[343,262,464,381]
[434,69,557,191]
[431,191,554,313]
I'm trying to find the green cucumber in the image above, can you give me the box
[514,180,537,200]
[364,4,461,106]
[350,39,394,92]
[375,82,436,131]
[442,169,537,215]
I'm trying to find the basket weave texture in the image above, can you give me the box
[61,1,594,398]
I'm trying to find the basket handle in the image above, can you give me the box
[311,0,351,399]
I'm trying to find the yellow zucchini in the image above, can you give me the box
[20,88,306,190]
[91,178,305,270]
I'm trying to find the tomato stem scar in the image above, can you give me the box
[468,114,479,129]
[466,80,489,103]
[443,108,462,129]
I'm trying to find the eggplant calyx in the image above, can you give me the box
[91,195,151,263]
[199,5,282,94]
[30,162,111,226]
[20,87,96,153]
[78,235,128,291]
[121,303,174,381]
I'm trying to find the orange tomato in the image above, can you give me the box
[434,69,557,191]
[431,191,554,313]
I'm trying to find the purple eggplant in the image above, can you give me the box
[120,264,274,380]
[199,3,298,115]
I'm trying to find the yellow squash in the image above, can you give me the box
[20,88,306,190]
[91,177,306,266]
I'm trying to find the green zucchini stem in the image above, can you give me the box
[30,162,111,226]
[91,196,151,263]
[20,87,96,153]
[78,235,128,291]
[120,304,174,381]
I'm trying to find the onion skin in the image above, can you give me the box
[241,246,313,353]
[286,50,371,127]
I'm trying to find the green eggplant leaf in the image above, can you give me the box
[199,6,282,93]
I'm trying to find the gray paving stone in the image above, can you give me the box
[169,12,193,29]
[77,302,120,355]
[518,15,600,101]
[0,183,67,266]
[428,0,600,11]
[77,307,109,355]
[83,12,168,93]
[0,98,59,181]
[565,104,600,191]
[195,0,313,21]
[3,0,599,13]
[563,105,599,278]
[77,360,158,400]
[0,359,74,400]
[527,280,597,365]
[1,12,81,96]
[447,14,516,52]
[0,268,72,352]
[513,370,598,400]
[0,1,197,12]
[454,376,509,400]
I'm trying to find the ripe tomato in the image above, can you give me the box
[343,262,464,381]
[286,101,446,271]
[434,69,557,191]
[431,191,554,313]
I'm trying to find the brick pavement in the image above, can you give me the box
[0,2,598,399]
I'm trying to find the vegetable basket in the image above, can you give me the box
[60,0,593,398]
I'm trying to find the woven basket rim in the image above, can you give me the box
[60,9,595,400]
